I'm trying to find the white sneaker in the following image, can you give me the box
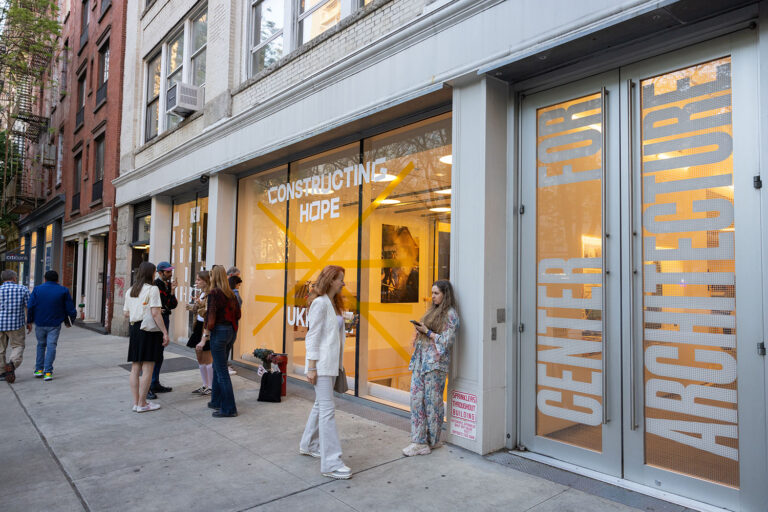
[202,387,212,396]
[136,402,161,413]
[402,443,431,457]
[322,464,352,480]
[228,366,237,375]
[131,405,138,412]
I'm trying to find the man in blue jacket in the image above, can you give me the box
[26,270,77,381]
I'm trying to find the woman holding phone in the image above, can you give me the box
[299,265,352,480]
[403,280,459,456]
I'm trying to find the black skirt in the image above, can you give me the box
[127,322,164,363]
[185,320,210,350]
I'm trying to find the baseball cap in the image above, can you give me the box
[157,261,174,271]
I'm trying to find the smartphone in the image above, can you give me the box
[409,320,421,325]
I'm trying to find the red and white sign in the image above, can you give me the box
[449,390,477,440]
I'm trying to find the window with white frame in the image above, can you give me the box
[165,30,184,130]
[297,0,341,46]
[248,0,284,77]
[145,53,161,141]
[143,4,208,143]
[98,42,109,86]
[246,0,373,80]
[191,9,207,87]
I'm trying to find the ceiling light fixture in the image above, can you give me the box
[378,199,401,205]
[429,207,451,213]
[435,189,451,195]
[439,155,452,165]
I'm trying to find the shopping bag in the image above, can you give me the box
[258,370,282,402]
[334,367,348,394]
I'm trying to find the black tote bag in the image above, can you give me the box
[258,371,282,402]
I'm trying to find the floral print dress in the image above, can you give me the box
[408,308,459,445]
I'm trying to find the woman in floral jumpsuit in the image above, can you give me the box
[403,280,459,457]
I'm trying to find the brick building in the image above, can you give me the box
[114,1,768,509]
[45,0,128,331]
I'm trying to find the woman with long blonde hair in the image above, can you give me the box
[403,279,459,456]
[186,270,212,395]
[205,265,241,417]
[299,265,352,480]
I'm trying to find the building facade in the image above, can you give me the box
[30,0,128,331]
[115,1,768,510]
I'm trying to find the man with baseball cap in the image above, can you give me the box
[148,261,178,398]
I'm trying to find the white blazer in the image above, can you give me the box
[304,294,345,376]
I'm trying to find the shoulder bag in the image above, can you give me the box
[140,286,162,332]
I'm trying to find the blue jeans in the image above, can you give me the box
[150,314,170,387]
[210,324,237,415]
[35,325,62,373]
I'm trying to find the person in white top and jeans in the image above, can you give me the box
[299,265,351,480]
[123,262,170,412]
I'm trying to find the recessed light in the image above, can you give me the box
[436,189,451,195]
[378,199,400,205]
[430,207,451,213]
[439,155,452,165]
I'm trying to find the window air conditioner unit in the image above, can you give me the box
[166,82,202,117]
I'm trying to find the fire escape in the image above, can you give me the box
[3,49,51,215]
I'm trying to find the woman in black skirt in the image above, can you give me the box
[123,262,169,412]
[186,270,212,395]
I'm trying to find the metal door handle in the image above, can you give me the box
[627,79,639,431]
[601,86,609,425]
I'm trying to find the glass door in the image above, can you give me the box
[621,34,766,511]
[519,71,623,476]
[520,32,767,511]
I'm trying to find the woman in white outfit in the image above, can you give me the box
[299,265,351,480]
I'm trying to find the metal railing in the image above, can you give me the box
[92,179,103,202]
[96,80,107,104]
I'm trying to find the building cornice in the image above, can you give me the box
[112,0,504,198]
[62,207,112,239]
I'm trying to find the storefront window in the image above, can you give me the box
[45,224,54,272]
[170,195,208,341]
[236,113,452,407]
[19,236,26,287]
[29,232,37,289]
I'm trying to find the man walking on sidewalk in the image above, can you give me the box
[26,271,77,381]
[0,270,30,383]
[149,261,178,398]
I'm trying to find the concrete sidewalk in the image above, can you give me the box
[1,326,661,512]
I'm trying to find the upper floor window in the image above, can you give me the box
[246,0,374,81]
[249,0,284,77]
[98,42,109,86]
[60,42,69,100]
[143,5,208,143]
[191,10,207,88]
[298,0,340,46]
[145,53,161,141]
[94,135,105,182]
[80,0,89,47]
[56,133,63,186]
[74,153,82,195]
[166,31,184,131]
[97,41,109,103]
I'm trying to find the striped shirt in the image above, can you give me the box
[0,281,30,331]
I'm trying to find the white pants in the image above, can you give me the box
[300,375,344,473]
